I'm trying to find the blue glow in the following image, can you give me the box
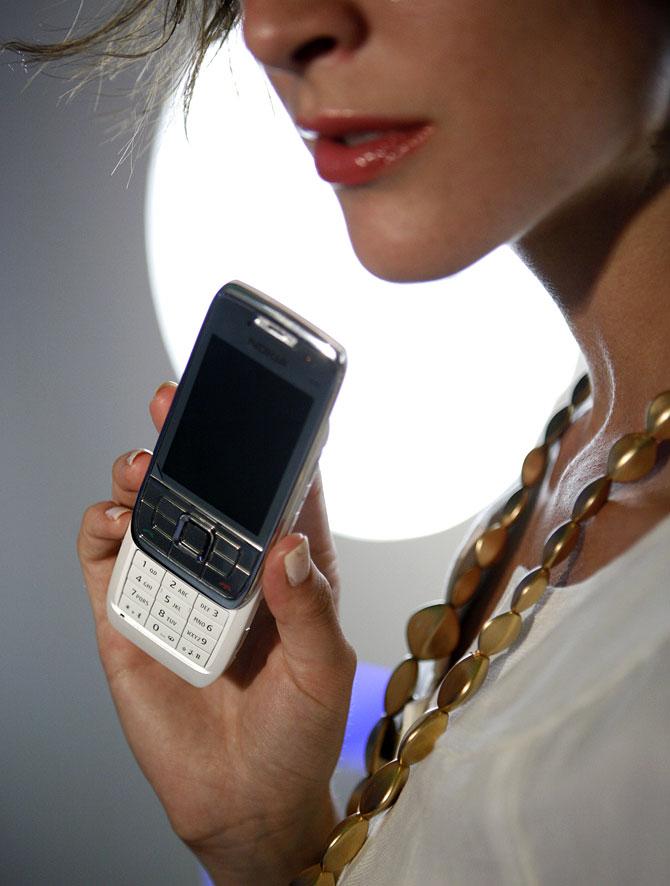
[338,660,391,770]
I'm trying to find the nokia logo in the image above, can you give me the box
[248,336,287,366]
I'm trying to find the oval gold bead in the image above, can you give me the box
[544,404,573,445]
[437,652,489,713]
[542,520,580,569]
[449,562,482,609]
[571,475,612,522]
[397,708,448,766]
[346,775,370,816]
[475,522,508,568]
[500,486,529,528]
[511,567,549,613]
[365,716,398,775]
[406,603,459,660]
[571,373,591,408]
[646,391,670,440]
[384,657,419,717]
[290,865,335,886]
[607,432,658,482]
[321,814,369,873]
[359,759,410,819]
[478,610,523,656]
[522,444,548,488]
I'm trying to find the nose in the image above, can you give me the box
[242,0,368,74]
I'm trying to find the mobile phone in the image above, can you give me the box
[106,281,346,687]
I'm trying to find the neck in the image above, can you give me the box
[514,150,670,445]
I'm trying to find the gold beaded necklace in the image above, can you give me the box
[292,376,670,886]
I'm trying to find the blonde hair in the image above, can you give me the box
[3,1,239,165]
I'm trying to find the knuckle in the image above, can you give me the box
[307,573,335,625]
[77,505,98,557]
[80,502,100,534]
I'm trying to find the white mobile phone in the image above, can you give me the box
[107,281,346,687]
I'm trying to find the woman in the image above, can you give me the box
[13,2,670,883]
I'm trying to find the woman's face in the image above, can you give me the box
[242,1,669,282]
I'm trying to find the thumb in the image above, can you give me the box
[262,534,355,686]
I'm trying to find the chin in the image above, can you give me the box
[346,219,501,284]
[351,249,447,283]
[339,187,508,284]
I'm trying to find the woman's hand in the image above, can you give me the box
[77,383,356,885]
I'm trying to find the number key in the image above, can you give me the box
[161,572,197,607]
[193,594,228,624]
[187,610,224,641]
[156,589,192,621]
[151,601,186,634]
[122,579,155,612]
[145,617,180,648]
[182,623,217,652]
[132,550,165,583]
[177,638,211,667]
[118,593,149,626]
[127,569,160,597]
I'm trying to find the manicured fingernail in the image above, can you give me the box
[153,380,178,399]
[105,506,132,521]
[126,448,151,466]
[284,535,311,587]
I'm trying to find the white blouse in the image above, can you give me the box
[340,511,670,885]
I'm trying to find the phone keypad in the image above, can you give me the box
[202,565,249,599]
[213,534,239,562]
[126,569,162,597]
[132,554,164,581]
[135,478,256,603]
[154,588,192,622]
[151,602,187,634]
[181,623,218,653]
[169,543,206,574]
[177,638,210,666]
[156,497,182,525]
[192,596,227,624]
[162,575,197,607]
[118,550,230,667]
[122,581,156,613]
[236,545,257,572]
[145,617,181,648]
[118,594,150,626]
[208,550,236,578]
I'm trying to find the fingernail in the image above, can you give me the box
[126,448,151,466]
[284,535,311,587]
[105,506,132,521]
[153,380,178,399]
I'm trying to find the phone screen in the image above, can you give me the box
[163,335,313,536]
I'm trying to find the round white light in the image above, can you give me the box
[145,28,580,541]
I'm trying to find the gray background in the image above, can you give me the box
[1,3,465,882]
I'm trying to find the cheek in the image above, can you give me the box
[265,70,299,114]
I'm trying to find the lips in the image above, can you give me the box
[298,116,434,187]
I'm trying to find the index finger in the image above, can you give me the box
[149,381,178,433]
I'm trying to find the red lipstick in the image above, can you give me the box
[298,116,434,187]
